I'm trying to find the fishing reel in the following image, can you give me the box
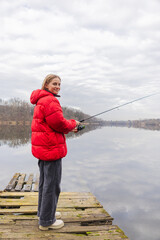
[77,124,85,131]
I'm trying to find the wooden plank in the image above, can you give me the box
[0,223,122,233]
[1,206,94,215]
[24,174,34,192]
[0,207,111,217]
[4,173,20,191]
[0,191,38,197]
[0,193,98,202]
[0,224,128,239]
[33,173,39,192]
[15,174,26,191]
[0,191,93,198]
[0,216,111,226]
[0,206,38,214]
[0,210,113,224]
[0,191,96,198]
[0,196,102,208]
[0,233,126,239]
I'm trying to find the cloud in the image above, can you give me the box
[0,0,160,120]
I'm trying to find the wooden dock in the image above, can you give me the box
[0,173,129,239]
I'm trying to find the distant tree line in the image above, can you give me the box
[0,98,33,121]
[0,97,105,124]
[0,98,160,148]
[0,98,105,148]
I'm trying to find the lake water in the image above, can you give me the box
[0,126,160,240]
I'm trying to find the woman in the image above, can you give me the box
[30,74,79,230]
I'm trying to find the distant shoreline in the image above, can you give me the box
[0,119,160,131]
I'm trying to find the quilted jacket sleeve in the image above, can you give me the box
[44,98,77,134]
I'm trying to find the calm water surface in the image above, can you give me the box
[0,126,160,240]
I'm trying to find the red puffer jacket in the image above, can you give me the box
[30,89,77,161]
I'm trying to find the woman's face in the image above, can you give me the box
[46,78,61,95]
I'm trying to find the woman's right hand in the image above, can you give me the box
[71,120,80,132]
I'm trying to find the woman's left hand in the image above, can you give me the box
[71,127,78,133]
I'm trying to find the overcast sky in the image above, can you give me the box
[0,0,160,120]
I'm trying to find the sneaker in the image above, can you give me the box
[39,220,64,230]
[55,212,61,218]
[38,212,61,220]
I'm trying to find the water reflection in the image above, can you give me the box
[62,128,160,240]
[0,127,160,240]
[0,123,159,148]
[0,125,31,147]
[0,123,104,147]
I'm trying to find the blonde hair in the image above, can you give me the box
[41,74,61,90]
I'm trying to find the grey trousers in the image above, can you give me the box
[38,158,62,227]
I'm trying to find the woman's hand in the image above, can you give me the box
[75,120,80,126]
[72,128,78,133]
[71,120,80,133]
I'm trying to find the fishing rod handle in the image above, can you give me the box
[77,124,85,131]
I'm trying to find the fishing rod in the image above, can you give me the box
[77,92,160,131]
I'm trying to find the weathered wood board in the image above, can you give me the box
[4,173,39,192]
[0,173,129,239]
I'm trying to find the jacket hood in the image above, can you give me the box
[30,89,53,104]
